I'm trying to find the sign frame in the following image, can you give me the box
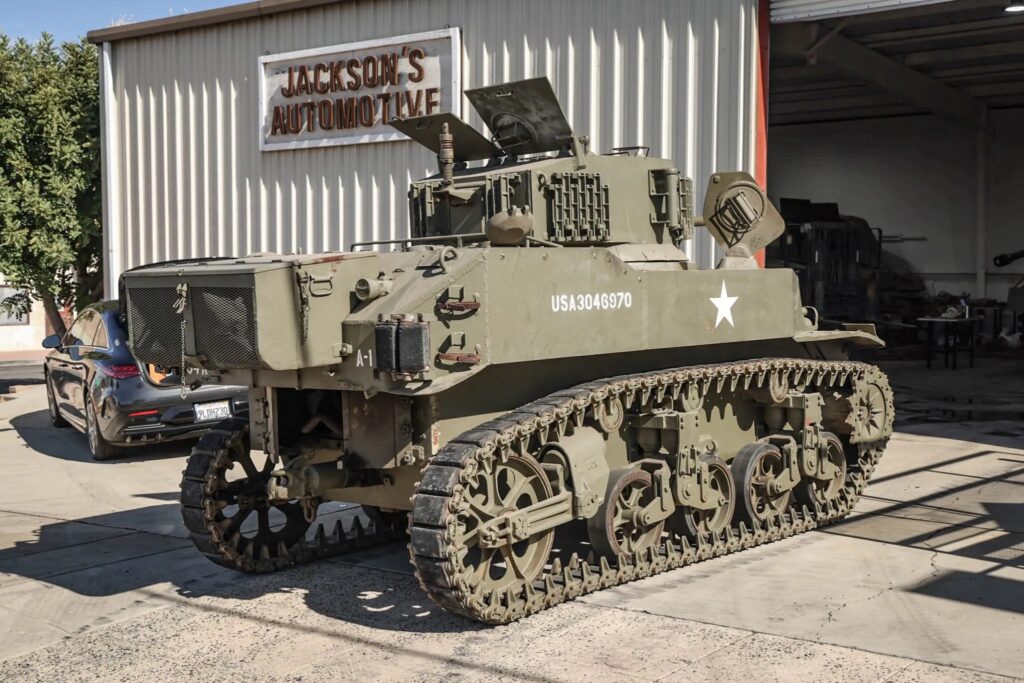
[257,27,462,152]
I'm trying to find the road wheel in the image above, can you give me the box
[587,468,666,558]
[45,374,68,428]
[732,442,791,525]
[670,453,736,539]
[796,432,847,507]
[86,398,121,461]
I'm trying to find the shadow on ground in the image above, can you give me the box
[826,445,1024,615]
[0,378,44,394]
[895,421,1024,451]
[0,364,44,395]
[0,495,481,634]
[9,409,196,463]
[2,443,1022,636]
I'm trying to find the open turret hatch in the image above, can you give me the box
[465,77,574,156]
[389,112,500,162]
[390,77,575,160]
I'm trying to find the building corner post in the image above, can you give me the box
[100,42,121,299]
[755,0,770,268]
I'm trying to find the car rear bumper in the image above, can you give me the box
[97,388,249,447]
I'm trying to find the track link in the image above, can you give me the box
[409,358,894,624]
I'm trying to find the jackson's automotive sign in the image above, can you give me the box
[259,28,460,151]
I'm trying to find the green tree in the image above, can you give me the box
[0,34,101,337]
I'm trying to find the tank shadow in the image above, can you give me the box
[9,409,196,463]
[296,555,487,634]
[0,498,483,633]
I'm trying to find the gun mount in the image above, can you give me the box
[994,249,1024,268]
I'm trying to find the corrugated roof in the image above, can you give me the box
[87,0,344,43]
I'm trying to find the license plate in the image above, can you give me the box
[194,400,231,423]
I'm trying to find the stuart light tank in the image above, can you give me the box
[120,78,893,624]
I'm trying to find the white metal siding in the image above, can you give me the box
[103,0,759,295]
[770,0,955,23]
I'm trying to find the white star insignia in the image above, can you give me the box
[709,281,738,328]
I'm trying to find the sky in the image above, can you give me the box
[0,1,233,44]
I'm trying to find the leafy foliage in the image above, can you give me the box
[0,34,101,336]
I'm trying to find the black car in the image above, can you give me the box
[42,301,248,460]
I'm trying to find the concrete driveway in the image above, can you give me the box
[0,383,1021,682]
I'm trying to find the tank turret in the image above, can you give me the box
[392,77,786,261]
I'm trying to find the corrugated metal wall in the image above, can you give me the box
[769,0,954,23]
[102,0,759,295]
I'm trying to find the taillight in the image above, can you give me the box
[99,364,141,379]
[128,409,159,418]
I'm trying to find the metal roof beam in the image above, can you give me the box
[770,105,923,126]
[965,81,1024,96]
[775,23,986,128]
[771,64,839,80]
[772,93,904,115]
[860,17,1024,49]
[771,83,871,99]
[904,40,1024,67]
[933,61,1024,79]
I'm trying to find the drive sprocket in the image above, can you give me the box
[180,417,404,572]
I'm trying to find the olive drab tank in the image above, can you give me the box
[120,78,894,624]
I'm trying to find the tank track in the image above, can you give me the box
[409,358,894,624]
[180,417,406,573]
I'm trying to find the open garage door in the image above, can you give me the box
[767,0,1024,340]
[771,0,956,23]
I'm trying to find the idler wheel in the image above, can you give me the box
[797,431,847,507]
[587,468,665,558]
[671,454,736,538]
[457,454,555,595]
[180,419,313,571]
[732,442,791,525]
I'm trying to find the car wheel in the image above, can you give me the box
[45,374,69,428]
[86,398,121,461]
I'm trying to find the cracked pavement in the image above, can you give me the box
[1,383,1022,681]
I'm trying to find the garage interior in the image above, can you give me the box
[766,0,1024,424]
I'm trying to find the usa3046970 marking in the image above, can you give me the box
[551,292,633,313]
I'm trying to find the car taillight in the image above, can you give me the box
[128,409,159,417]
[99,364,141,379]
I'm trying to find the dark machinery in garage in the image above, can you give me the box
[119,78,894,624]
[995,249,1024,321]
[768,199,884,322]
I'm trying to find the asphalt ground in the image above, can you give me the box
[0,379,1021,682]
